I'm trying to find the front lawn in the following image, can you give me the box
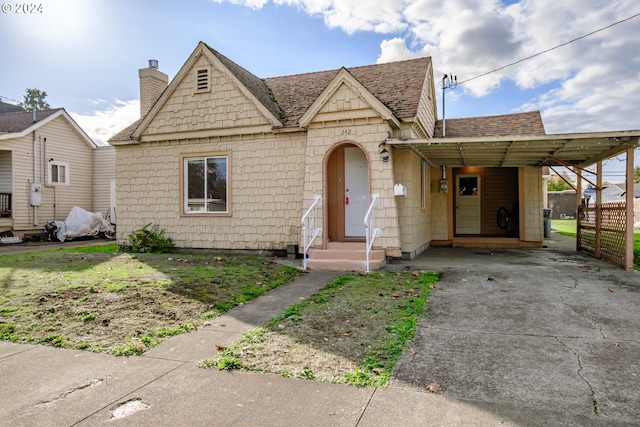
[0,244,301,355]
[201,271,439,387]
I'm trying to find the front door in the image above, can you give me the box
[344,146,368,237]
[456,174,481,234]
[327,145,369,240]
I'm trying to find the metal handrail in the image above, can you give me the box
[364,194,381,273]
[301,195,322,269]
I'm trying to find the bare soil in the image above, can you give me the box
[0,247,301,354]
[208,272,438,385]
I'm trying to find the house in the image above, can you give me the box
[583,184,626,205]
[0,99,26,114]
[0,108,115,238]
[110,42,640,270]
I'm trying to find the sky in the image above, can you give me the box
[1,0,639,180]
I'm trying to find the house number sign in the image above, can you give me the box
[340,129,353,136]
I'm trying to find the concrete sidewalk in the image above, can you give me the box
[1,233,639,426]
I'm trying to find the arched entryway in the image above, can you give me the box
[326,143,369,242]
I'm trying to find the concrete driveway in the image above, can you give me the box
[388,234,640,426]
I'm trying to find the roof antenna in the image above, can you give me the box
[442,73,457,137]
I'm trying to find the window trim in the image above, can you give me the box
[47,160,69,186]
[179,151,231,217]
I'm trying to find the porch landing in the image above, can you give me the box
[432,237,543,249]
[306,242,386,272]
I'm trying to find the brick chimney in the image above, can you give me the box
[139,59,168,118]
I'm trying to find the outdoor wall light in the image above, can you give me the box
[380,148,390,162]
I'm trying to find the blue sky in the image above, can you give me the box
[1,0,639,179]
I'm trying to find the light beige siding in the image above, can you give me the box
[0,151,11,193]
[144,55,271,137]
[414,64,437,138]
[393,148,432,257]
[301,82,402,256]
[0,116,95,233]
[92,145,115,217]
[115,132,306,250]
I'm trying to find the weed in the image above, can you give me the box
[200,355,243,370]
[43,334,65,348]
[125,224,175,253]
[297,369,314,380]
[0,323,16,335]
[76,309,97,322]
[112,340,147,356]
[344,367,385,387]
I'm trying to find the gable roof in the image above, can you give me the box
[0,108,98,148]
[0,109,62,133]
[266,56,431,127]
[205,45,283,123]
[0,101,26,114]
[110,44,432,142]
[298,67,401,128]
[433,111,546,138]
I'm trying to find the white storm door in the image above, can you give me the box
[456,174,481,234]
[344,147,369,237]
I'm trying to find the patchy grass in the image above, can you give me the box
[0,244,301,354]
[201,271,438,387]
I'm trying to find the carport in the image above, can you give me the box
[391,129,640,269]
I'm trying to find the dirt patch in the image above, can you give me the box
[204,271,439,386]
[0,247,301,354]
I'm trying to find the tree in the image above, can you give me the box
[634,166,640,184]
[20,88,50,111]
[547,172,574,191]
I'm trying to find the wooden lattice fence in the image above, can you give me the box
[578,201,627,267]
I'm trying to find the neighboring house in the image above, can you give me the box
[0,108,115,238]
[583,184,626,205]
[110,42,640,271]
[0,100,26,114]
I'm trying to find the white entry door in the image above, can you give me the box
[456,174,481,234]
[344,147,369,237]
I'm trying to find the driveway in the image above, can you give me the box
[388,234,640,425]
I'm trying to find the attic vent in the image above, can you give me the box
[196,69,209,91]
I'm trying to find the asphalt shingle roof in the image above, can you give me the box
[265,57,432,126]
[0,101,25,114]
[0,109,62,134]
[433,111,546,138]
[110,47,432,141]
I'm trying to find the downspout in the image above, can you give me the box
[43,137,57,220]
[33,132,37,225]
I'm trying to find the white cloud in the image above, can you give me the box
[70,99,139,146]
[210,1,640,132]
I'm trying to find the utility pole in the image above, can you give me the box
[442,73,457,137]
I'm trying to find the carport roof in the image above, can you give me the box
[392,129,640,168]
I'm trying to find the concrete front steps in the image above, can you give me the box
[306,241,386,272]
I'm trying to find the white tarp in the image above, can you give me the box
[54,207,115,242]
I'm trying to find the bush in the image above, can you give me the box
[125,224,174,253]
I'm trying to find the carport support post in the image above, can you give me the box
[595,161,602,259]
[624,146,635,270]
[575,167,582,251]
